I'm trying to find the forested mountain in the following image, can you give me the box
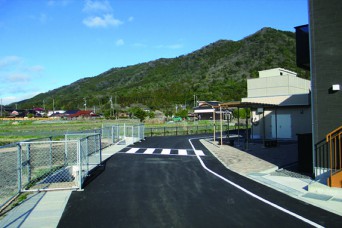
[16,27,308,113]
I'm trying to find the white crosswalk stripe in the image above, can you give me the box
[126,148,139,153]
[178,149,187,156]
[161,149,171,155]
[120,148,205,156]
[194,150,205,156]
[144,148,155,154]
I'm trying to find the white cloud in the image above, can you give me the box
[0,56,21,68]
[6,73,31,83]
[115,39,124,46]
[167,44,183,49]
[83,0,112,13]
[155,44,183,49]
[83,14,123,28]
[133,43,147,48]
[27,65,44,72]
[47,0,71,7]
[1,92,41,106]
[0,56,46,105]
[128,16,134,22]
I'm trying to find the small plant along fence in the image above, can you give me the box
[0,124,145,211]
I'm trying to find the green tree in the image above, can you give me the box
[129,107,147,122]
[233,108,250,119]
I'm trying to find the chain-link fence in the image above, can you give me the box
[0,123,145,210]
[145,125,213,137]
[0,143,19,211]
[16,133,100,193]
[0,136,52,209]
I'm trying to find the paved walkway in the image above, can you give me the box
[1,138,341,227]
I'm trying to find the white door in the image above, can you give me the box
[272,114,292,139]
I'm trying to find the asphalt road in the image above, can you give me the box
[58,135,341,227]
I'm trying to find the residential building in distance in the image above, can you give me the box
[242,68,311,141]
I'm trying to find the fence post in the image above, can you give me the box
[49,137,53,169]
[176,127,178,136]
[151,128,153,137]
[26,144,31,183]
[98,133,102,163]
[124,124,126,139]
[77,140,82,190]
[17,144,22,193]
[111,126,114,144]
[132,126,134,143]
[86,137,89,174]
[65,135,68,166]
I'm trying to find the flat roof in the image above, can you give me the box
[217,101,278,109]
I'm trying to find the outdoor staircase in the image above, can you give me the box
[326,126,342,188]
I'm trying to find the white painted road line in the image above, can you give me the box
[188,138,324,228]
[161,149,171,155]
[144,148,155,154]
[194,150,205,156]
[126,148,140,153]
[178,149,187,156]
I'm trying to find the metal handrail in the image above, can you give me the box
[326,126,342,182]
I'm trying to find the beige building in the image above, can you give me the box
[242,68,311,140]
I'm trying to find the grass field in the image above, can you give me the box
[0,118,224,146]
[0,119,135,146]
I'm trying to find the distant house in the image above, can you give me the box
[48,110,66,117]
[194,101,232,121]
[241,68,311,140]
[67,110,98,119]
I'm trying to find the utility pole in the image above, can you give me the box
[114,95,117,119]
[194,94,195,107]
[109,96,113,117]
[83,98,87,111]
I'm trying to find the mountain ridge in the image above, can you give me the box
[16,27,308,113]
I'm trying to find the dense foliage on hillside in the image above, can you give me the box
[16,27,308,113]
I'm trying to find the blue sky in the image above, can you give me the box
[0,0,308,105]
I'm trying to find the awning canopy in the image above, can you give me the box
[214,101,278,109]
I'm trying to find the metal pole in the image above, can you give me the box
[77,140,82,190]
[245,108,249,151]
[65,134,68,166]
[26,144,31,183]
[17,144,22,193]
[86,137,89,174]
[98,133,102,163]
[220,106,223,146]
[124,123,126,139]
[213,109,216,142]
[263,109,266,147]
[237,107,240,147]
[275,108,278,142]
[49,137,52,169]
[227,110,230,139]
